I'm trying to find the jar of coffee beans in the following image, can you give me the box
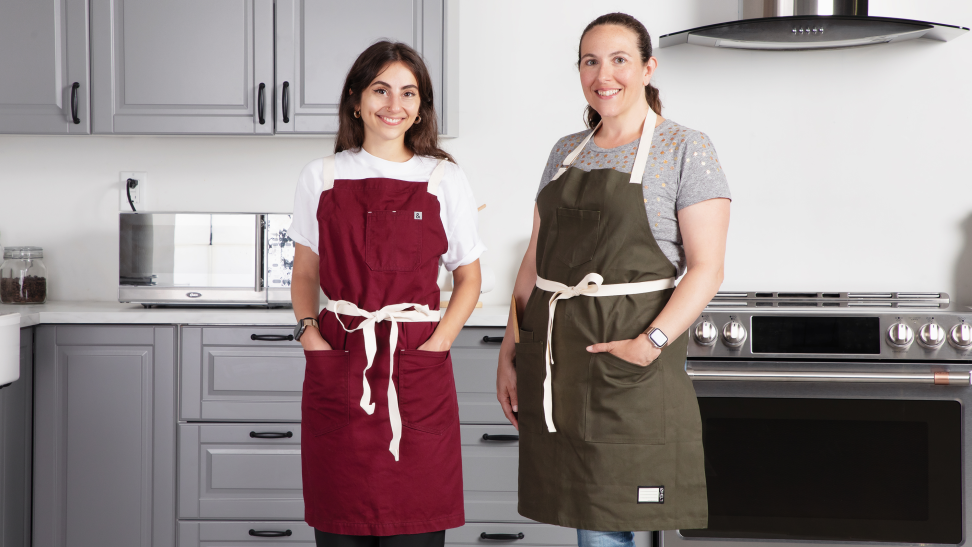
[1,247,48,304]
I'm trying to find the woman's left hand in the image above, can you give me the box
[587,334,661,367]
[417,335,451,352]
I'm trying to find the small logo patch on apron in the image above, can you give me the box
[414,212,422,220]
[637,486,664,504]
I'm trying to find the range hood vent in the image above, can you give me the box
[660,0,967,50]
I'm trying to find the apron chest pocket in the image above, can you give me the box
[554,208,600,268]
[366,211,424,271]
[586,352,665,444]
[302,350,351,436]
[399,349,458,435]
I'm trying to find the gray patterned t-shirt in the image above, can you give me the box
[536,118,731,276]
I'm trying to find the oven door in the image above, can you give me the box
[665,360,971,547]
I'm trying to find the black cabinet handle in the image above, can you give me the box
[282,81,290,123]
[483,336,504,343]
[250,333,294,341]
[480,533,524,541]
[249,529,293,537]
[482,433,519,442]
[70,82,80,124]
[257,82,266,125]
[250,431,294,439]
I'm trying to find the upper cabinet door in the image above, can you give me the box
[275,0,447,135]
[90,0,274,135]
[0,0,90,134]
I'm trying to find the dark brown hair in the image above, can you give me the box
[578,13,662,129]
[335,41,454,162]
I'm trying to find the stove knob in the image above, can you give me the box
[917,323,946,350]
[949,323,972,351]
[693,321,718,346]
[886,322,914,350]
[721,320,748,349]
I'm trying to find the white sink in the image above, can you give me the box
[0,313,20,386]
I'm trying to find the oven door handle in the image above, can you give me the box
[687,369,971,386]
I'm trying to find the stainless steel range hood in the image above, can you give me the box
[660,0,967,50]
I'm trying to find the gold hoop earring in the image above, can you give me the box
[353,110,360,118]
[414,115,421,124]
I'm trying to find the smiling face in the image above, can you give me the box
[579,24,657,121]
[356,61,421,148]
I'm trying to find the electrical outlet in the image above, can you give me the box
[119,172,148,211]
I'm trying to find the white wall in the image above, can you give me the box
[1,0,971,306]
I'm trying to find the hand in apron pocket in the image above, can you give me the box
[398,349,458,435]
[514,332,545,433]
[586,351,666,444]
[302,350,351,436]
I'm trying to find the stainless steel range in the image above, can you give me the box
[667,292,972,546]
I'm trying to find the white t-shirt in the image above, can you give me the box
[289,149,486,271]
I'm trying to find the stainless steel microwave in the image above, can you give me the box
[119,213,294,306]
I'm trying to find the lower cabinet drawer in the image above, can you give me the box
[179,424,304,519]
[178,520,314,545]
[447,523,576,546]
[452,328,507,424]
[461,425,524,522]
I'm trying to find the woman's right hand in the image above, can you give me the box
[496,347,519,430]
[300,328,332,352]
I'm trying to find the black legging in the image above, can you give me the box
[315,530,446,547]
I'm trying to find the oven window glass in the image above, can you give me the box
[681,398,962,544]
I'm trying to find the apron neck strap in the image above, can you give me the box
[551,109,658,184]
[427,158,448,195]
[320,154,336,190]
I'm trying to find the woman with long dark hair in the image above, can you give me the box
[289,41,484,547]
[496,13,731,547]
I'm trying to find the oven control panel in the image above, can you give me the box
[688,309,972,361]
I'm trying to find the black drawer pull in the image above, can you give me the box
[482,434,519,442]
[250,431,293,439]
[250,334,294,341]
[482,336,504,343]
[257,82,266,124]
[480,533,524,541]
[250,529,293,538]
[282,81,290,123]
[70,82,80,124]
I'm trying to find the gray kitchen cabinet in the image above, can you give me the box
[0,0,90,134]
[461,424,521,522]
[32,325,177,547]
[447,523,650,547]
[0,329,32,547]
[181,326,305,422]
[90,0,274,134]
[274,0,452,134]
[179,423,303,520]
[178,521,314,546]
[453,328,507,424]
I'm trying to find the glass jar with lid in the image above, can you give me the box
[1,247,48,304]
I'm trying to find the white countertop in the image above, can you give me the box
[0,301,510,328]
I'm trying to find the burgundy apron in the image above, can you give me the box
[301,155,465,536]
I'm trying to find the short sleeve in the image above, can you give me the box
[437,163,487,271]
[288,159,324,255]
[675,131,732,211]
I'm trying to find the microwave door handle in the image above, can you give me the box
[687,369,972,386]
[255,215,265,293]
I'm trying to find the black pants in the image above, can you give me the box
[315,530,446,547]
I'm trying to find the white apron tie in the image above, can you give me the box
[534,274,675,433]
[325,299,440,461]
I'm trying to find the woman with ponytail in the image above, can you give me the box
[496,12,731,547]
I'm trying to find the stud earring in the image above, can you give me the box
[353,110,361,118]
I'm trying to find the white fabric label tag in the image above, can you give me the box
[414,212,422,220]
[637,486,664,504]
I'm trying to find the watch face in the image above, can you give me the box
[649,328,668,348]
[294,322,305,340]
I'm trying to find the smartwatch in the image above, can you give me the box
[646,327,669,349]
[294,317,319,341]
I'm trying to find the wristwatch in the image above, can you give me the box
[294,317,319,341]
[646,327,669,349]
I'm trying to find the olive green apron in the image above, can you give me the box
[517,110,707,532]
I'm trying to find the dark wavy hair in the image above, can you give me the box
[335,41,454,163]
[578,13,662,129]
